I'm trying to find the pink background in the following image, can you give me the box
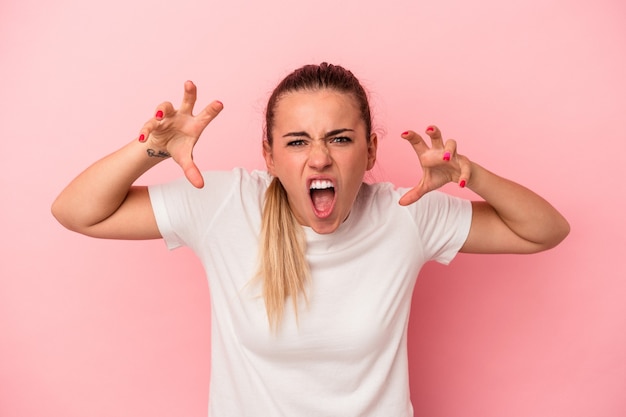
[1,0,625,416]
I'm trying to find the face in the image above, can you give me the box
[263,89,377,234]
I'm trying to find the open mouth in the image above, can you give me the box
[309,179,336,217]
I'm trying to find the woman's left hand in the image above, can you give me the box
[398,126,472,206]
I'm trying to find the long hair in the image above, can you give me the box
[258,63,373,330]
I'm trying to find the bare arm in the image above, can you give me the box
[51,81,223,239]
[399,126,569,254]
[51,141,166,239]
[460,163,570,253]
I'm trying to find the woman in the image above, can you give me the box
[52,63,569,416]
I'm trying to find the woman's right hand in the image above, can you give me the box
[138,80,223,188]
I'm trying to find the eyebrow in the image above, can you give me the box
[282,128,355,139]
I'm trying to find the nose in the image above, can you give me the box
[307,141,332,170]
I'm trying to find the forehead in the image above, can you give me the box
[272,89,363,133]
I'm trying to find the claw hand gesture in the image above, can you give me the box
[138,81,223,188]
[399,126,472,206]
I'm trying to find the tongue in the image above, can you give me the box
[311,189,334,213]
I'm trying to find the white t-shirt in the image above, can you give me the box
[149,168,472,417]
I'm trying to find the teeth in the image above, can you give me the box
[310,180,334,190]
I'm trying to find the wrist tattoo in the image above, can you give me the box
[147,149,171,158]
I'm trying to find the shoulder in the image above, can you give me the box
[356,181,397,205]
[149,168,271,220]
[152,168,270,195]
[201,167,270,187]
[357,181,450,210]
[356,181,471,226]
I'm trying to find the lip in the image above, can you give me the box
[307,175,337,219]
[307,175,337,189]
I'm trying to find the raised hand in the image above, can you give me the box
[398,126,472,206]
[138,80,223,188]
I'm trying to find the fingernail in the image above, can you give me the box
[459,180,466,188]
[402,131,409,136]
[216,100,223,106]
[426,126,435,132]
[138,134,145,142]
[443,152,451,161]
[155,110,164,119]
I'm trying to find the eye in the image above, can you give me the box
[330,136,352,144]
[286,139,306,147]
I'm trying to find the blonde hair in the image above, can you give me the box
[257,63,373,330]
[257,178,309,330]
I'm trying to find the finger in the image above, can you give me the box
[196,100,224,125]
[138,117,159,142]
[398,182,428,206]
[177,152,205,188]
[426,125,444,149]
[184,163,205,189]
[179,80,197,115]
[401,130,429,156]
[154,102,175,120]
[442,139,457,161]
[458,156,471,188]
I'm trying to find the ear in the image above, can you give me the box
[263,140,276,175]
[366,133,378,170]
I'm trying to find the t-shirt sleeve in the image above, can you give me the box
[148,168,261,251]
[148,182,186,250]
[404,190,473,265]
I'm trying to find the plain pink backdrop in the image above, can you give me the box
[1,0,625,416]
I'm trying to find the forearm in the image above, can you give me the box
[51,140,168,232]
[466,162,570,250]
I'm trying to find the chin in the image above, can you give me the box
[311,225,339,235]
[308,216,343,235]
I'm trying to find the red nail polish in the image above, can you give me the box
[155,110,164,119]
[443,152,451,161]
[402,131,409,136]
[459,180,466,188]
[426,126,435,132]
[138,134,145,142]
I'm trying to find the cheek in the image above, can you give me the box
[347,149,371,173]
[270,158,300,189]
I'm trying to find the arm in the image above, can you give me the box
[460,163,570,253]
[399,126,570,254]
[51,81,223,240]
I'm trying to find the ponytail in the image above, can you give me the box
[257,177,310,331]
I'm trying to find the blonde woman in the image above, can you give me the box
[52,63,569,416]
